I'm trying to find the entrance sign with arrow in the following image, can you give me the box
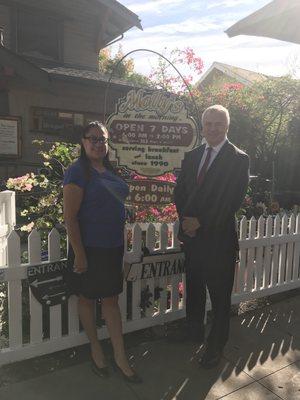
[27,261,70,306]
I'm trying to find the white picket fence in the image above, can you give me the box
[0,191,16,267]
[0,214,300,367]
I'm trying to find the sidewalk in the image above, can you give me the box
[1,293,300,400]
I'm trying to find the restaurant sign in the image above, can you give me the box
[107,89,197,177]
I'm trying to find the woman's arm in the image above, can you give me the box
[63,183,87,273]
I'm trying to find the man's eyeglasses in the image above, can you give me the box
[84,136,109,145]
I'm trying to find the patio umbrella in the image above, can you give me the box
[225,0,300,45]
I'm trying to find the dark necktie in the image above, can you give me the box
[197,147,213,185]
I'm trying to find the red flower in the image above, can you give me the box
[223,83,244,91]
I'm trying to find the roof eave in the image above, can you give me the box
[95,0,142,50]
[96,0,142,31]
[0,45,53,93]
[225,0,299,40]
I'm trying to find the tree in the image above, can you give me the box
[99,45,151,87]
[195,76,300,180]
[147,47,204,94]
[98,46,205,93]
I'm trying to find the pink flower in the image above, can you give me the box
[149,207,160,217]
[20,222,35,232]
[179,282,184,296]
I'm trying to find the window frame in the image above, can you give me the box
[30,107,102,138]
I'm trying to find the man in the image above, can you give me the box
[174,105,249,368]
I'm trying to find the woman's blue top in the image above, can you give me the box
[63,160,129,248]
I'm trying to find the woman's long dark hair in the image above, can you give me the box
[79,121,117,180]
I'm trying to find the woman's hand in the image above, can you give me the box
[73,253,88,274]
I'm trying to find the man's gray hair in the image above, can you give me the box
[201,105,230,126]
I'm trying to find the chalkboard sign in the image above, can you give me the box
[27,260,70,306]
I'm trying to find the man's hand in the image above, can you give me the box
[182,217,200,236]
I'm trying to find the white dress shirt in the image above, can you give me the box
[197,137,228,176]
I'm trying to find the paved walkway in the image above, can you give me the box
[1,294,300,400]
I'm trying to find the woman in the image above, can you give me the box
[63,121,141,383]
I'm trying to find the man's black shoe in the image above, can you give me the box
[199,347,223,369]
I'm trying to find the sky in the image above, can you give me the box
[113,0,300,82]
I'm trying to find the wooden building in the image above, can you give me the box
[195,61,269,91]
[0,0,142,180]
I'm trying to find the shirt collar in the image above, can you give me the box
[205,137,228,153]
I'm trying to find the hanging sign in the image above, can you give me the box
[27,260,70,306]
[127,179,175,205]
[107,89,197,177]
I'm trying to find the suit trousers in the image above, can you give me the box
[184,237,236,351]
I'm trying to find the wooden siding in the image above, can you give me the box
[1,0,122,70]
[64,17,99,70]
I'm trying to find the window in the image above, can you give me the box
[31,107,102,141]
[17,9,62,61]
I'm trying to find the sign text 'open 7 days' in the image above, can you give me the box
[107,89,198,177]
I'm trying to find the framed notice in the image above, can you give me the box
[0,116,21,157]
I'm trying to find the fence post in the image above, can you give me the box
[7,230,22,349]
[0,190,16,267]
[48,228,62,340]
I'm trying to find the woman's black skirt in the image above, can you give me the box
[66,245,124,299]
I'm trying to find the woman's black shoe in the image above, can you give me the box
[91,357,109,378]
[112,359,143,384]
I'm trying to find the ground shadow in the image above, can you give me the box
[125,293,300,399]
